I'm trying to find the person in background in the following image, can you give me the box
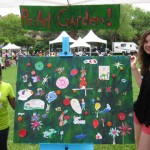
[131,30,150,150]
[0,53,4,68]
[38,50,43,56]
[0,64,15,150]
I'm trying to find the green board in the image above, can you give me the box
[20,5,120,31]
[14,56,134,144]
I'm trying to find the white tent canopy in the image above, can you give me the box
[0,0,149,8]
[49,31,76,44]
[70,37,90,48]
[2,43,21,50]
[83,30,107,44]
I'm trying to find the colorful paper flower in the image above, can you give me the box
[56,76,69,89]
[31,121,43,130]
[19,129,27,138]
[118,122,132,144]
[27,63,31,67]
[118,112,126,121]
[47,63,52,68]
[84,111,88,115]
[70,68,78,76]
[56,90,61,95]
[31,70,36,75]
[107,121,112,127]
[106,86,111,92]
[96,133,102,140]
[112,74,116,78]
[120,67,124,71]
[109,127,120,144]
[93,119,99,128]
[101,118,105,127]
[17,116,23,122]
[113,61,123,69]
[63,98,70,106]
[35,61,44,70]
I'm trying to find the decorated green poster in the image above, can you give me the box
[14,56,135,144]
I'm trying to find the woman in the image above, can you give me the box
[0,64,15,150]
[131,30,150,150]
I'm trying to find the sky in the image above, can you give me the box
[0,3,149,16]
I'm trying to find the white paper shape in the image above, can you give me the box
[99,66,110,80]
[70,99,82,114]
[18,89,33,101]
[24,99,45,110]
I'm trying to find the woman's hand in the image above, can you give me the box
[130,55,137,71]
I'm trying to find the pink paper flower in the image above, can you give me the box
[96,133,102,140]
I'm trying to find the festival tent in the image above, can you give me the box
[70,37,91,48]
[2,43,21,50]
[0,0,149,8]
[82,30,107,55]
[49,31,76,44]
[83,30,107,44]
[49,31,76,55]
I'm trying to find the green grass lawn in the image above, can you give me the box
[3,65,139,150]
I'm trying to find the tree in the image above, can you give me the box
[97,4,138,49]
[132,8,150,42]
[0,14,27,43]
[15,36,35,51]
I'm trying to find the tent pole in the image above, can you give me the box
[49,44,50,56]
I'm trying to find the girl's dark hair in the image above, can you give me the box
[138,30,150,76]
[0,64,2,81]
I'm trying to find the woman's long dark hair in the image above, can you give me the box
[138,30,150,76]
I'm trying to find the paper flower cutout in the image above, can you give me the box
[19,129,27,138]
[70,68,78,76]
[31,70,36,75]
[47,63,52,68]
[107,121,112,127]
[31,121,43,130]
[109,127,120,144]
[118,112,126,121]
[118,122,132,144]
[106,86,111,92]
[112,74,116,78]
[93,119,99,128]
[113,61,123,69]
[63,98,70,106]
[27,63,31,67]
[35,61,44,70]
[101,118,105,127]
[17,116,23,122]
[56,76,69,89]
[56,90,61,95]
[96,133,102,140]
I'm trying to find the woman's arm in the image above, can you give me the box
[130,55,142,87]
[8,97,15,110]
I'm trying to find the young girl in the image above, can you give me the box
[0,64,15,150]
[131,30,150,150]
